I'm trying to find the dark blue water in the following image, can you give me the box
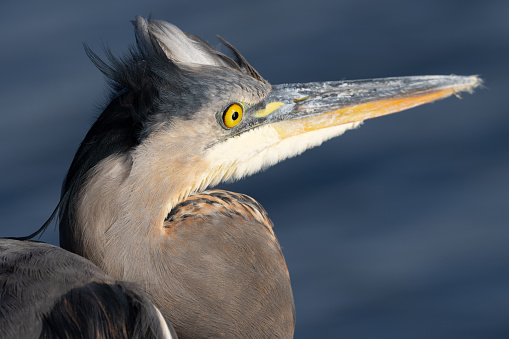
[1,1,508,337]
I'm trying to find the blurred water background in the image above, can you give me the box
[1,1,508,338]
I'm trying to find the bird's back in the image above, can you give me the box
[0,239,175,339]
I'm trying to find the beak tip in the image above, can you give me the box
[469,75,483,90]
[453,74,483,94]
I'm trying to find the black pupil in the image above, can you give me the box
[231,111,239,120]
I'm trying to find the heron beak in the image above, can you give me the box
[252,75,481,139]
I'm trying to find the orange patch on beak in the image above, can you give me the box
[274,88,458,139]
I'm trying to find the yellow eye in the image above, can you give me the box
[222,103,243,128]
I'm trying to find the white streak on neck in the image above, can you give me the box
[155,306,173,339]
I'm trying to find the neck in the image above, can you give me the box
[58,128,296,339]
[61,129,211,280]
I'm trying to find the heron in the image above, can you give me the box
[1,16,479,338]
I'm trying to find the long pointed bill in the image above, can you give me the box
[246,75,480,139]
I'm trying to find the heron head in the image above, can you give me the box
[72,16,479,216]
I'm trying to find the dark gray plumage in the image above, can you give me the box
[0,239,175,339]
